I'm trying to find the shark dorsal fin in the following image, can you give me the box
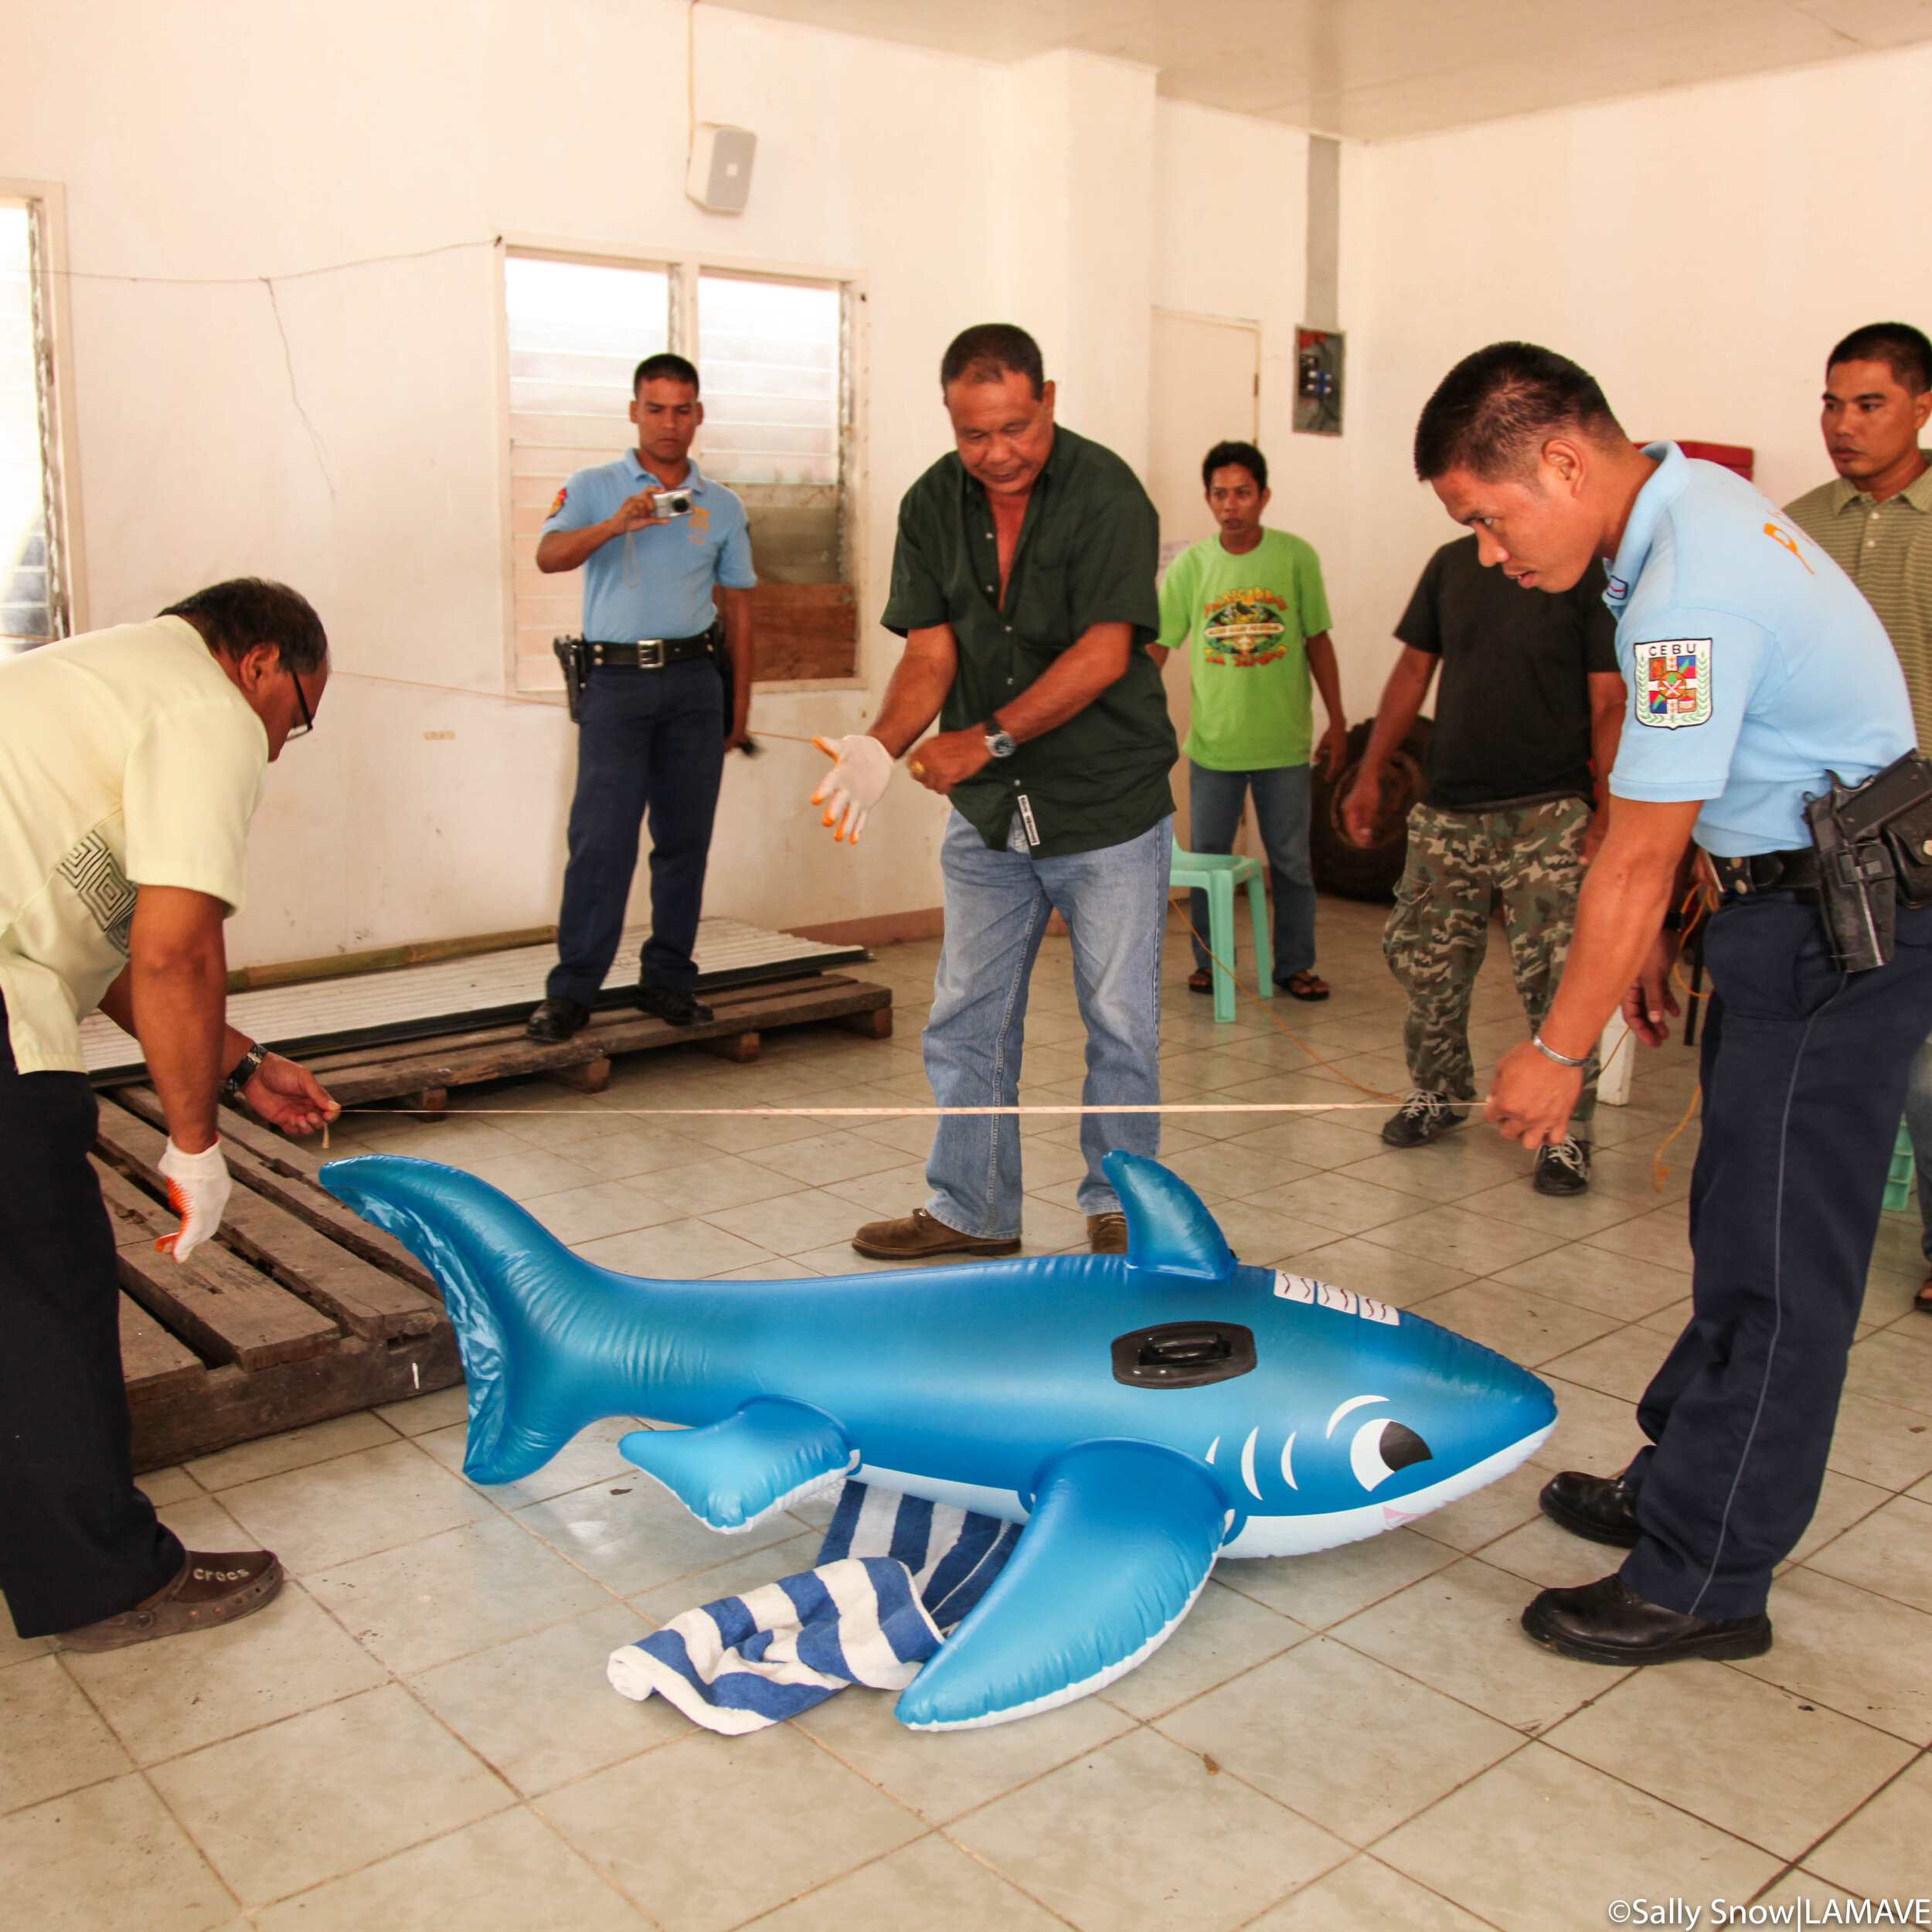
[1104,1152,1235,1283]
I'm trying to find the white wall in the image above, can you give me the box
[1338,43,1932,707]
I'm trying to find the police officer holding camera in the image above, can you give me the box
[527,352,756,1042]
[1415,342,1932,1668]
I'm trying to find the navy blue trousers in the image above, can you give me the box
[1621,895,1932,1619]
[548,660,725,1004]
[0,1005,182,1637]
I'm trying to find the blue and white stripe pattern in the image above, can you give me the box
[607,1481,1019,1733]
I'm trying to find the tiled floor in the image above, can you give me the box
[13,897,1932,1930]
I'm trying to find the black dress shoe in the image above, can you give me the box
[1539,1469,1642,1547]
[634,984,714,1026]
[1522,1573,1772,1665]
[526,996,592,1043]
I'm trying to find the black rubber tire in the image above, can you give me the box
[1309,716,1433,901]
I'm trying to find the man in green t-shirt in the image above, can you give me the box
[1153,440,1345,999]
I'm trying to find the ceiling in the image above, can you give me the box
[717,0,1932,139]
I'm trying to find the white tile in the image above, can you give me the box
[733,1833,1065,1932]
[0,1653,133,1812]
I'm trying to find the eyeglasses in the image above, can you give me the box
[286,668,315,741]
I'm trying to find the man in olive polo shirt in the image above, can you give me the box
[811,323,1175,1258]
[1786,321,1932,1310]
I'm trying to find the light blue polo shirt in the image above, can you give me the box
[1604,442,1913,857]
[542,451,757,642]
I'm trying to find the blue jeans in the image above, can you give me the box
[548,660,725,1005]
[1186,763,1317,981]
[923,811,1170,1236]
[1906,1029,1932,1263]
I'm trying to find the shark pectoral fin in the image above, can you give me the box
[618,1399,855,1534]
[893,1440,1227,1732]
[1104,1152,1235,1283]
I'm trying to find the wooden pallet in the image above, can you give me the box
[294,971,893,1115]
[94,1092,461,1471]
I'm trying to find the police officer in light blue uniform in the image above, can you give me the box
[1415,342,1932,1668]
[526,352,757,1043]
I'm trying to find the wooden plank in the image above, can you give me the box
[90,1135,441,1343]
[749,583,857,681]
[109,1090,443,1301]
[128,1326,463,1473]
[699,1033,758,1064]
[304,978,893,1107]
[543,1057,611,1094]
[835,1006,893,1040]
[113,1232,339,1373]
[120,1294,207,1403]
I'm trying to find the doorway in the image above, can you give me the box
[1147,308,1260,849]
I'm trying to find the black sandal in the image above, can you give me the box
[1282,970,1331,1002]
[1915,1279,1932,1316]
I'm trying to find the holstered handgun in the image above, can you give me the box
[553,636,590,723]
[1803,750,1932,972]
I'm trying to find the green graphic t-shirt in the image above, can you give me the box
[1157,528,1332,770]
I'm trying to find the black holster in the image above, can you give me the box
[1803,750,1932,972]
[553,636,590,723]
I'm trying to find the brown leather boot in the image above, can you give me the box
[56,1551,284,1653]
[1087,1212,1128,1254]
[850,1209,1020,1261]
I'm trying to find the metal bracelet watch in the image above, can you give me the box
[981,718,1018,759]
[221,1041,268,1105]
[1530,1032,1590,1070]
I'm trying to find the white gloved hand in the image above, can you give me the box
[811,733,893,845]
[156,1138,230,1264]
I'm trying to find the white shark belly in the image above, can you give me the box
[856,1422,1553,1559]
[1220,1423,1554,1556]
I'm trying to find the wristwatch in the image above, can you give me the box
[981,719,1017,759]
[221,1041,268,1105]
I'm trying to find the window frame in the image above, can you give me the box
[495,234,866,702]
[0,178,87,644]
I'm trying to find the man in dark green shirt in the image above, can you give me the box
[811,324,1176,1260]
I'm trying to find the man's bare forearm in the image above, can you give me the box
[1536,798,1703,1059]
[719,588,753,737]
[1304,630,1345,731]
[990,623,1133,743]
[119,890,236,1154]
[1358,651,1436,774]
[536,523,622,574]
[870,628,960,757]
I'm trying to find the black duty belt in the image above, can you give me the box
[585,635,713,668]
[1708,848,1821,899]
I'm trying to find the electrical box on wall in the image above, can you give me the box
[687,124,757,213]
[1294,327,1344,436]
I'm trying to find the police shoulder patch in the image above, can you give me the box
[1633,638,1713,730]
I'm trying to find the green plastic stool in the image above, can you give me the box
[1169,839,1273,1023]
[1885,1118,1917,1214]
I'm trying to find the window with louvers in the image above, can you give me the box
[0,202,63,657]
[505,254,671,690]
[696,272,855,680]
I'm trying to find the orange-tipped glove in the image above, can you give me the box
[810,733,893,845]
[155,1138,230,1264]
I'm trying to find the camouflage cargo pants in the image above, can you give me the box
[1383,796,1598,1126]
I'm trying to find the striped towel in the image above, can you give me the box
[607,1481,1019,1733]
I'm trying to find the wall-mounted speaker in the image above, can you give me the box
[686,124,757,214]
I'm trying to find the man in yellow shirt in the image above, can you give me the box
[0,579,339,1652]
[1784,323,1932,1310]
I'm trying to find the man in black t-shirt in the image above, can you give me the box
[1342,536,1624,1194]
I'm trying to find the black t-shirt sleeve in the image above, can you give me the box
[1575,563,1620,674]
[1066,471,1161,646]
[1394,546,1447,655]
[879,484,950,638]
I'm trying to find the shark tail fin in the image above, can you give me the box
[320,1154,631,1485]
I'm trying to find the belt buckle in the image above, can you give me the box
[635,639,665,669]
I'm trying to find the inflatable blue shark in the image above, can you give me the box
[321,1150,1555,1730]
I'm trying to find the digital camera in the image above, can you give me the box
[652,487,695,519]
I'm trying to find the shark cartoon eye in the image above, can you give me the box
[1350,1418,1433,1491]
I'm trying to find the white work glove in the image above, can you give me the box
[156,1138,230,1264]
[811,733,893,845]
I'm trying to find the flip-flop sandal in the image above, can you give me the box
[1916,1280,1932,1316]
[1187,969,1214,995]
[1283,971,1331,1002]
